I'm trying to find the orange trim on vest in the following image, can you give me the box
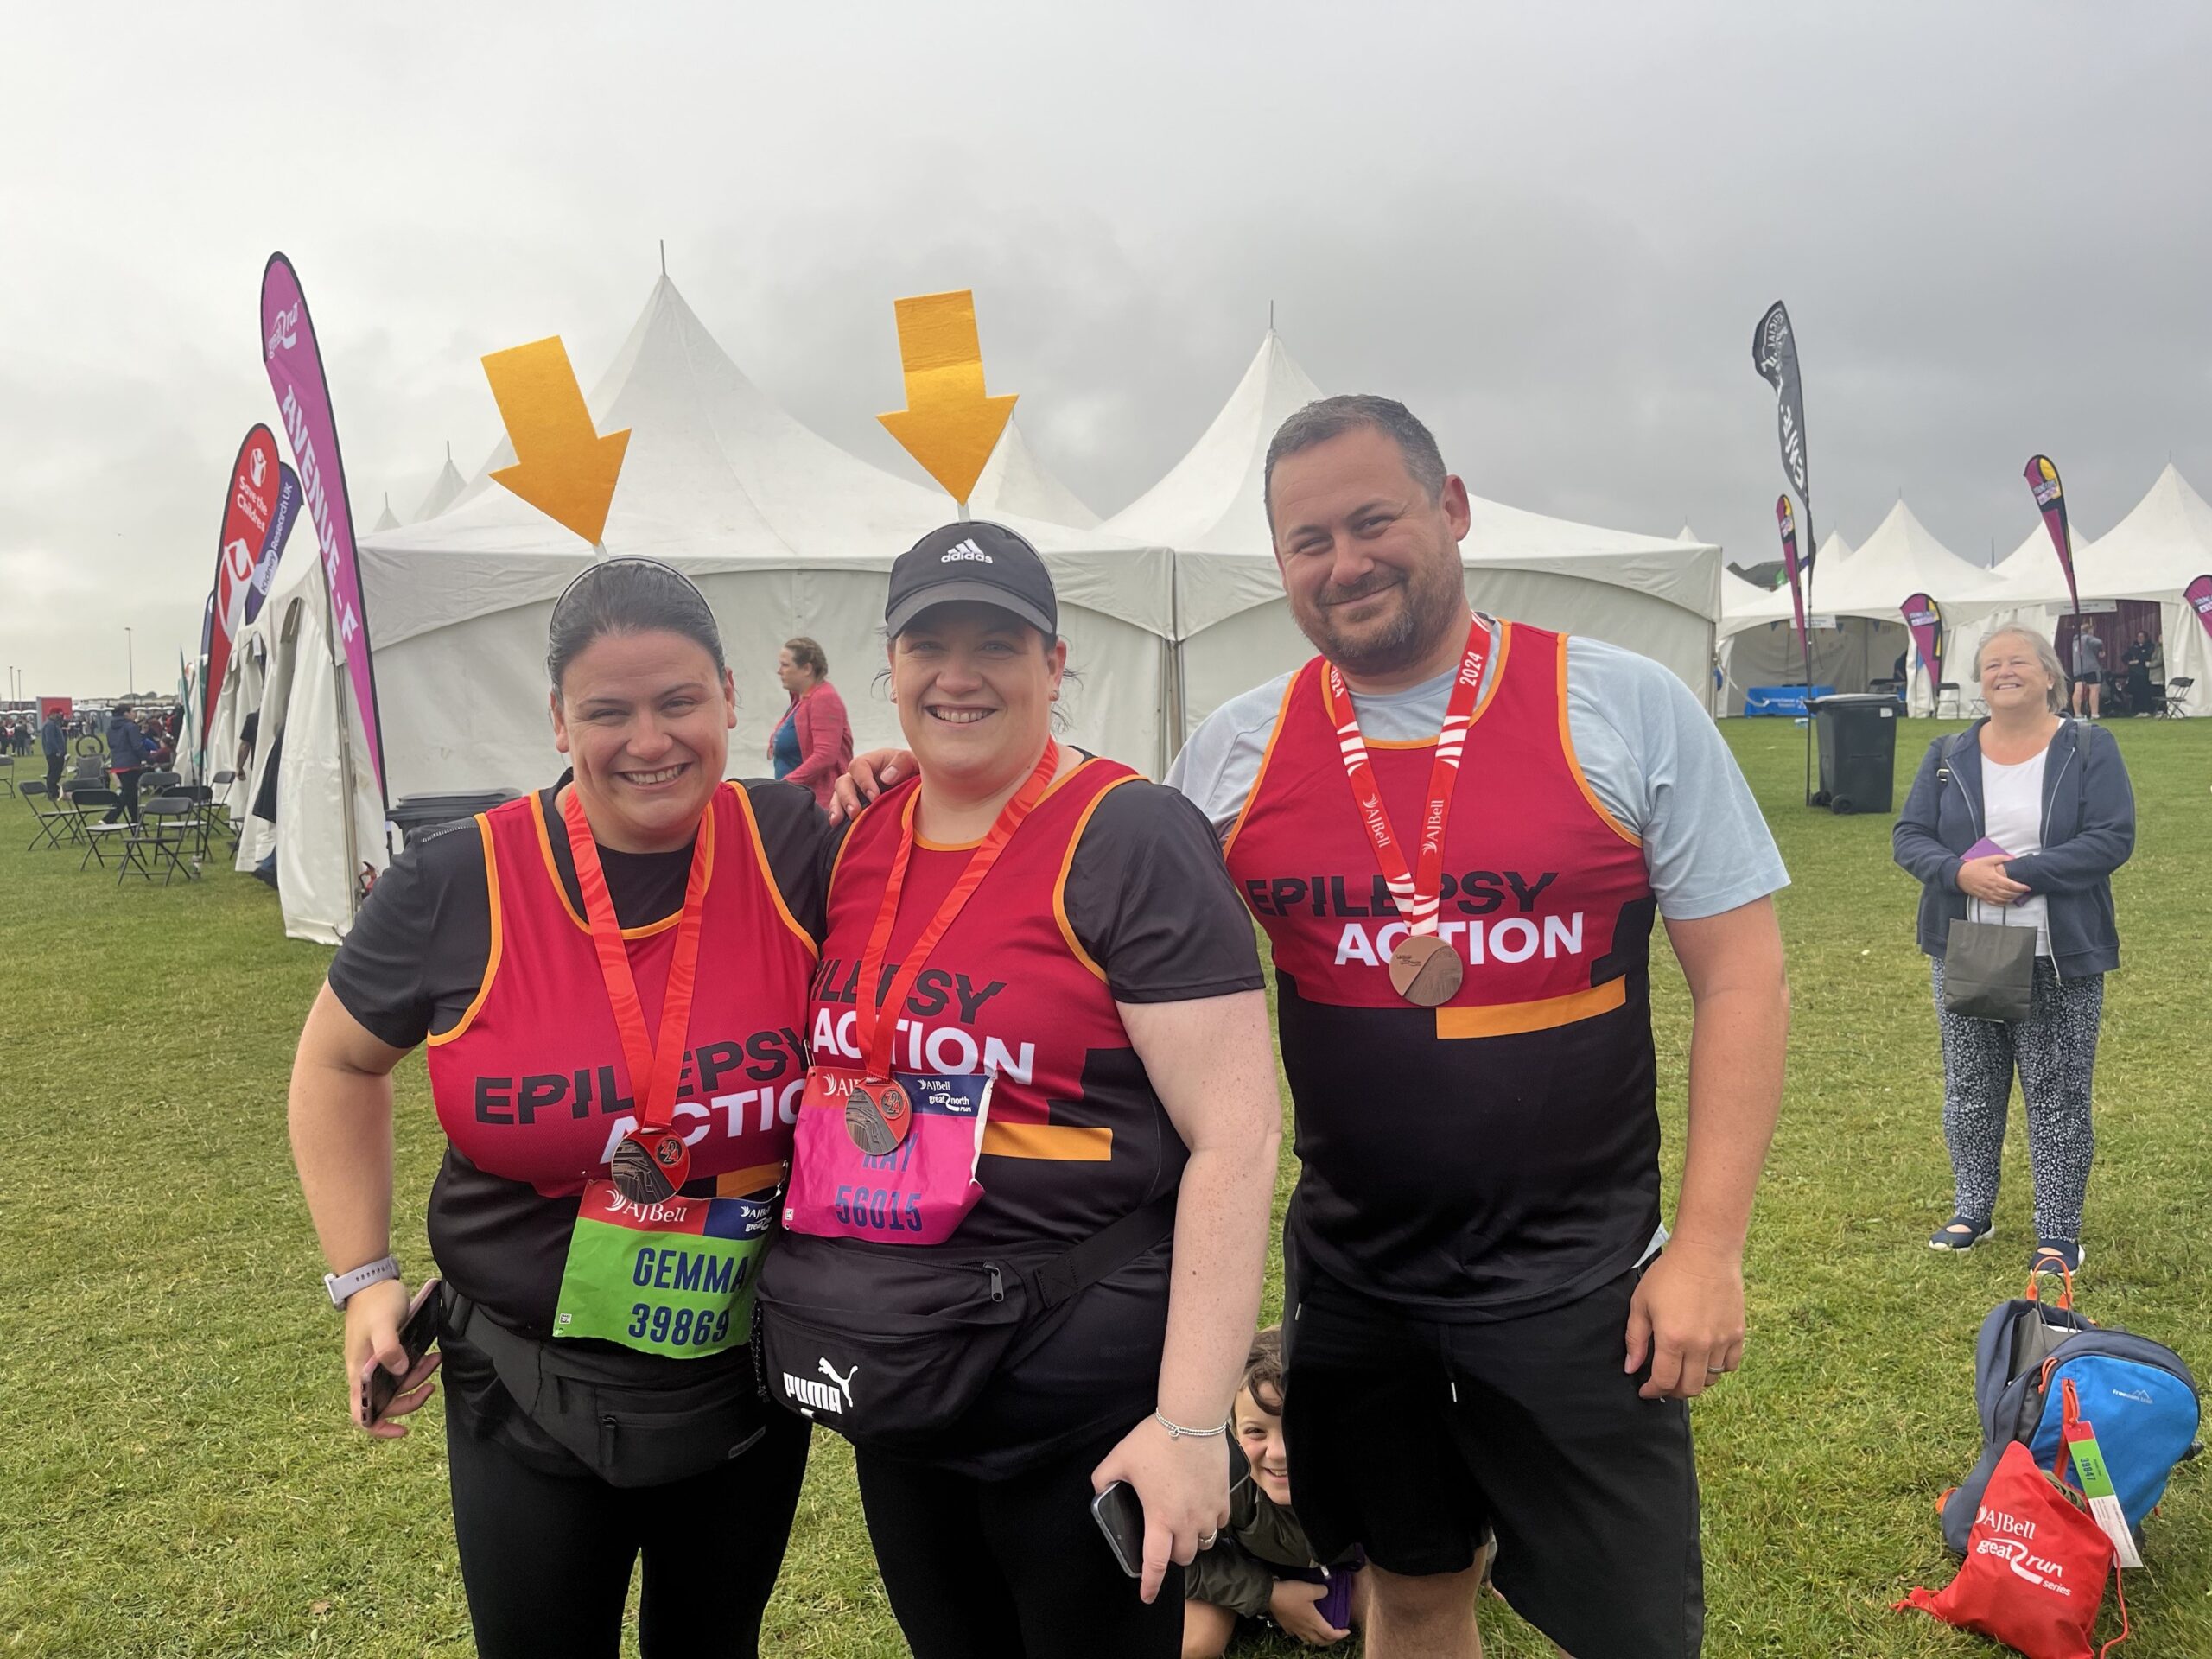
[528,788,693,938]
[426,814,504,1048]
[728,780,819,956]
[1053,774,1141,983]
[1221,672,1301,860]
[717,1160,786,1196]
[982,1121,1115,1161]
[1556,639,1642,849]
[1433,975,1628,1039]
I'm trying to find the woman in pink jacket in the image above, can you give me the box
[770,636,853,815]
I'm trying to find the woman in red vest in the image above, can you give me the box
[289,561,823,1658]
[759,522,1281,1659]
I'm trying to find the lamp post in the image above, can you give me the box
[124,626,134,696]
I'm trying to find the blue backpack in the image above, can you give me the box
[1942,1274,2201,1554]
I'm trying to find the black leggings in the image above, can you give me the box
[855,1433,1183,1659]
[445,1407,810,1658]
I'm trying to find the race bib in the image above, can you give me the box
[553,1179,775,1357]
[784,1068,991,1246]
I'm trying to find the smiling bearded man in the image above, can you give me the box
[1165,396,1792,1659]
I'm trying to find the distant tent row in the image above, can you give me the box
[1718,473,2212,718]
[207,275,1759,941]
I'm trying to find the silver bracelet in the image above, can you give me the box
[1154,1408,1230,1440]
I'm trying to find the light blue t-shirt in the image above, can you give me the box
[1166,622,1789,922]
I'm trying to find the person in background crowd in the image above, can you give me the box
[2121,629,2162,716]
[762,524,1279,1659]
[1183,1326,1367,1657]
[1894,625,2133,1277]
[238,708,260,778]
[767,635,852,815]
[105,702,149,823]
[288,560,823,1657]
[2069,624,2105,720]
[41,708,66,797]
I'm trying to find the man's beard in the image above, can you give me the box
[1293,553,1465,678]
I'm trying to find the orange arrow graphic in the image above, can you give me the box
[482,336,631,545]
[877,290,1017,510]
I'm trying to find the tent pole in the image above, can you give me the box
[1799,499,1818,806]
[317,548,364,923]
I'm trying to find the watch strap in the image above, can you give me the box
[325,1255,401,1309]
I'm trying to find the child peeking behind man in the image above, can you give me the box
[1183,1327,1366,1656]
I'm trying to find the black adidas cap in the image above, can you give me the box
[885,521,1058,639]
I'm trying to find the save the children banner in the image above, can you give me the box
[1900,593,1944,691]
[261,252,387,803]
[243,461,300,626]
[201,424,282,756]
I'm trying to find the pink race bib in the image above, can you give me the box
[783,1069,991,1246]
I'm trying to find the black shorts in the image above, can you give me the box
[2075,671,2101,685]
[1282,1262,1702,1659]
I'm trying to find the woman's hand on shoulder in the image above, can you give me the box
[344,1278,441,1439]
[1092,1415,1233,1605]
[828,748,916,825]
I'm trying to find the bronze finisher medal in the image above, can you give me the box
[1321,618,1489,1007]
[611,1128,691,1205]
[1388,931,1465,1007]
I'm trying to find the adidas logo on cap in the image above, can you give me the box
[940,538,993,563]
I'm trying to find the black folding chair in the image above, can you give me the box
[1936,680,1964,718]
[168,785,217,860]
[118,795,200,886]
[2163,677,2195,718]
[69,788,131,870]
[0,753,15,798]
[139,769,181,796]
[202,772,241,854]
[22,782,80,850]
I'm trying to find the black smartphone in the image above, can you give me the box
[1090,1440,1253,1577]
[358,1277,442,1426]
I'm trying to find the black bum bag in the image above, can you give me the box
[756,1189,1176,1455]
[442,1287,766,1488]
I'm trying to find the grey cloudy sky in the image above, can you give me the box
[4,1,2209,697]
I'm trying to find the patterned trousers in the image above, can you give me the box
[1930,957,2103,1242]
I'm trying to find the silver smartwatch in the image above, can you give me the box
[324,1255,402,1309]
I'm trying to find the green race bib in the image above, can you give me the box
[553,1179,774,1358]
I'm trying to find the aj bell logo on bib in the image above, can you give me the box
[940,538,992,563]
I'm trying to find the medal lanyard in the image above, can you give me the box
[852,740,1061,1078]
[562,785,714,1135]
[1319,618,1488,940]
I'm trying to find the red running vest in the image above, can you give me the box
[808,756,1187,1250]
[1225,622,1659,1318]
[426,784,817,1199]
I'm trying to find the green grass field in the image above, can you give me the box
[3,720,2208,1657]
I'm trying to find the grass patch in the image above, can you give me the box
[2,719,2208,1656]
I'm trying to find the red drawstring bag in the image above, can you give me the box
[1897,1440,2127,1659]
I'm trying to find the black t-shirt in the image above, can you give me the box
[330,777,829,1325]
[810,777,1265,1478]
[327,775,830,1465]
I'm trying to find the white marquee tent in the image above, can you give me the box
[1108,334,1725,738]
[1719,503,2003,713]
[238,276,1178,942]
[1949,465,2212,715]
[411,451,468,522]
[967,420,1099,527]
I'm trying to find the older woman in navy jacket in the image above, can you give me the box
[1893,626,2134,1277]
